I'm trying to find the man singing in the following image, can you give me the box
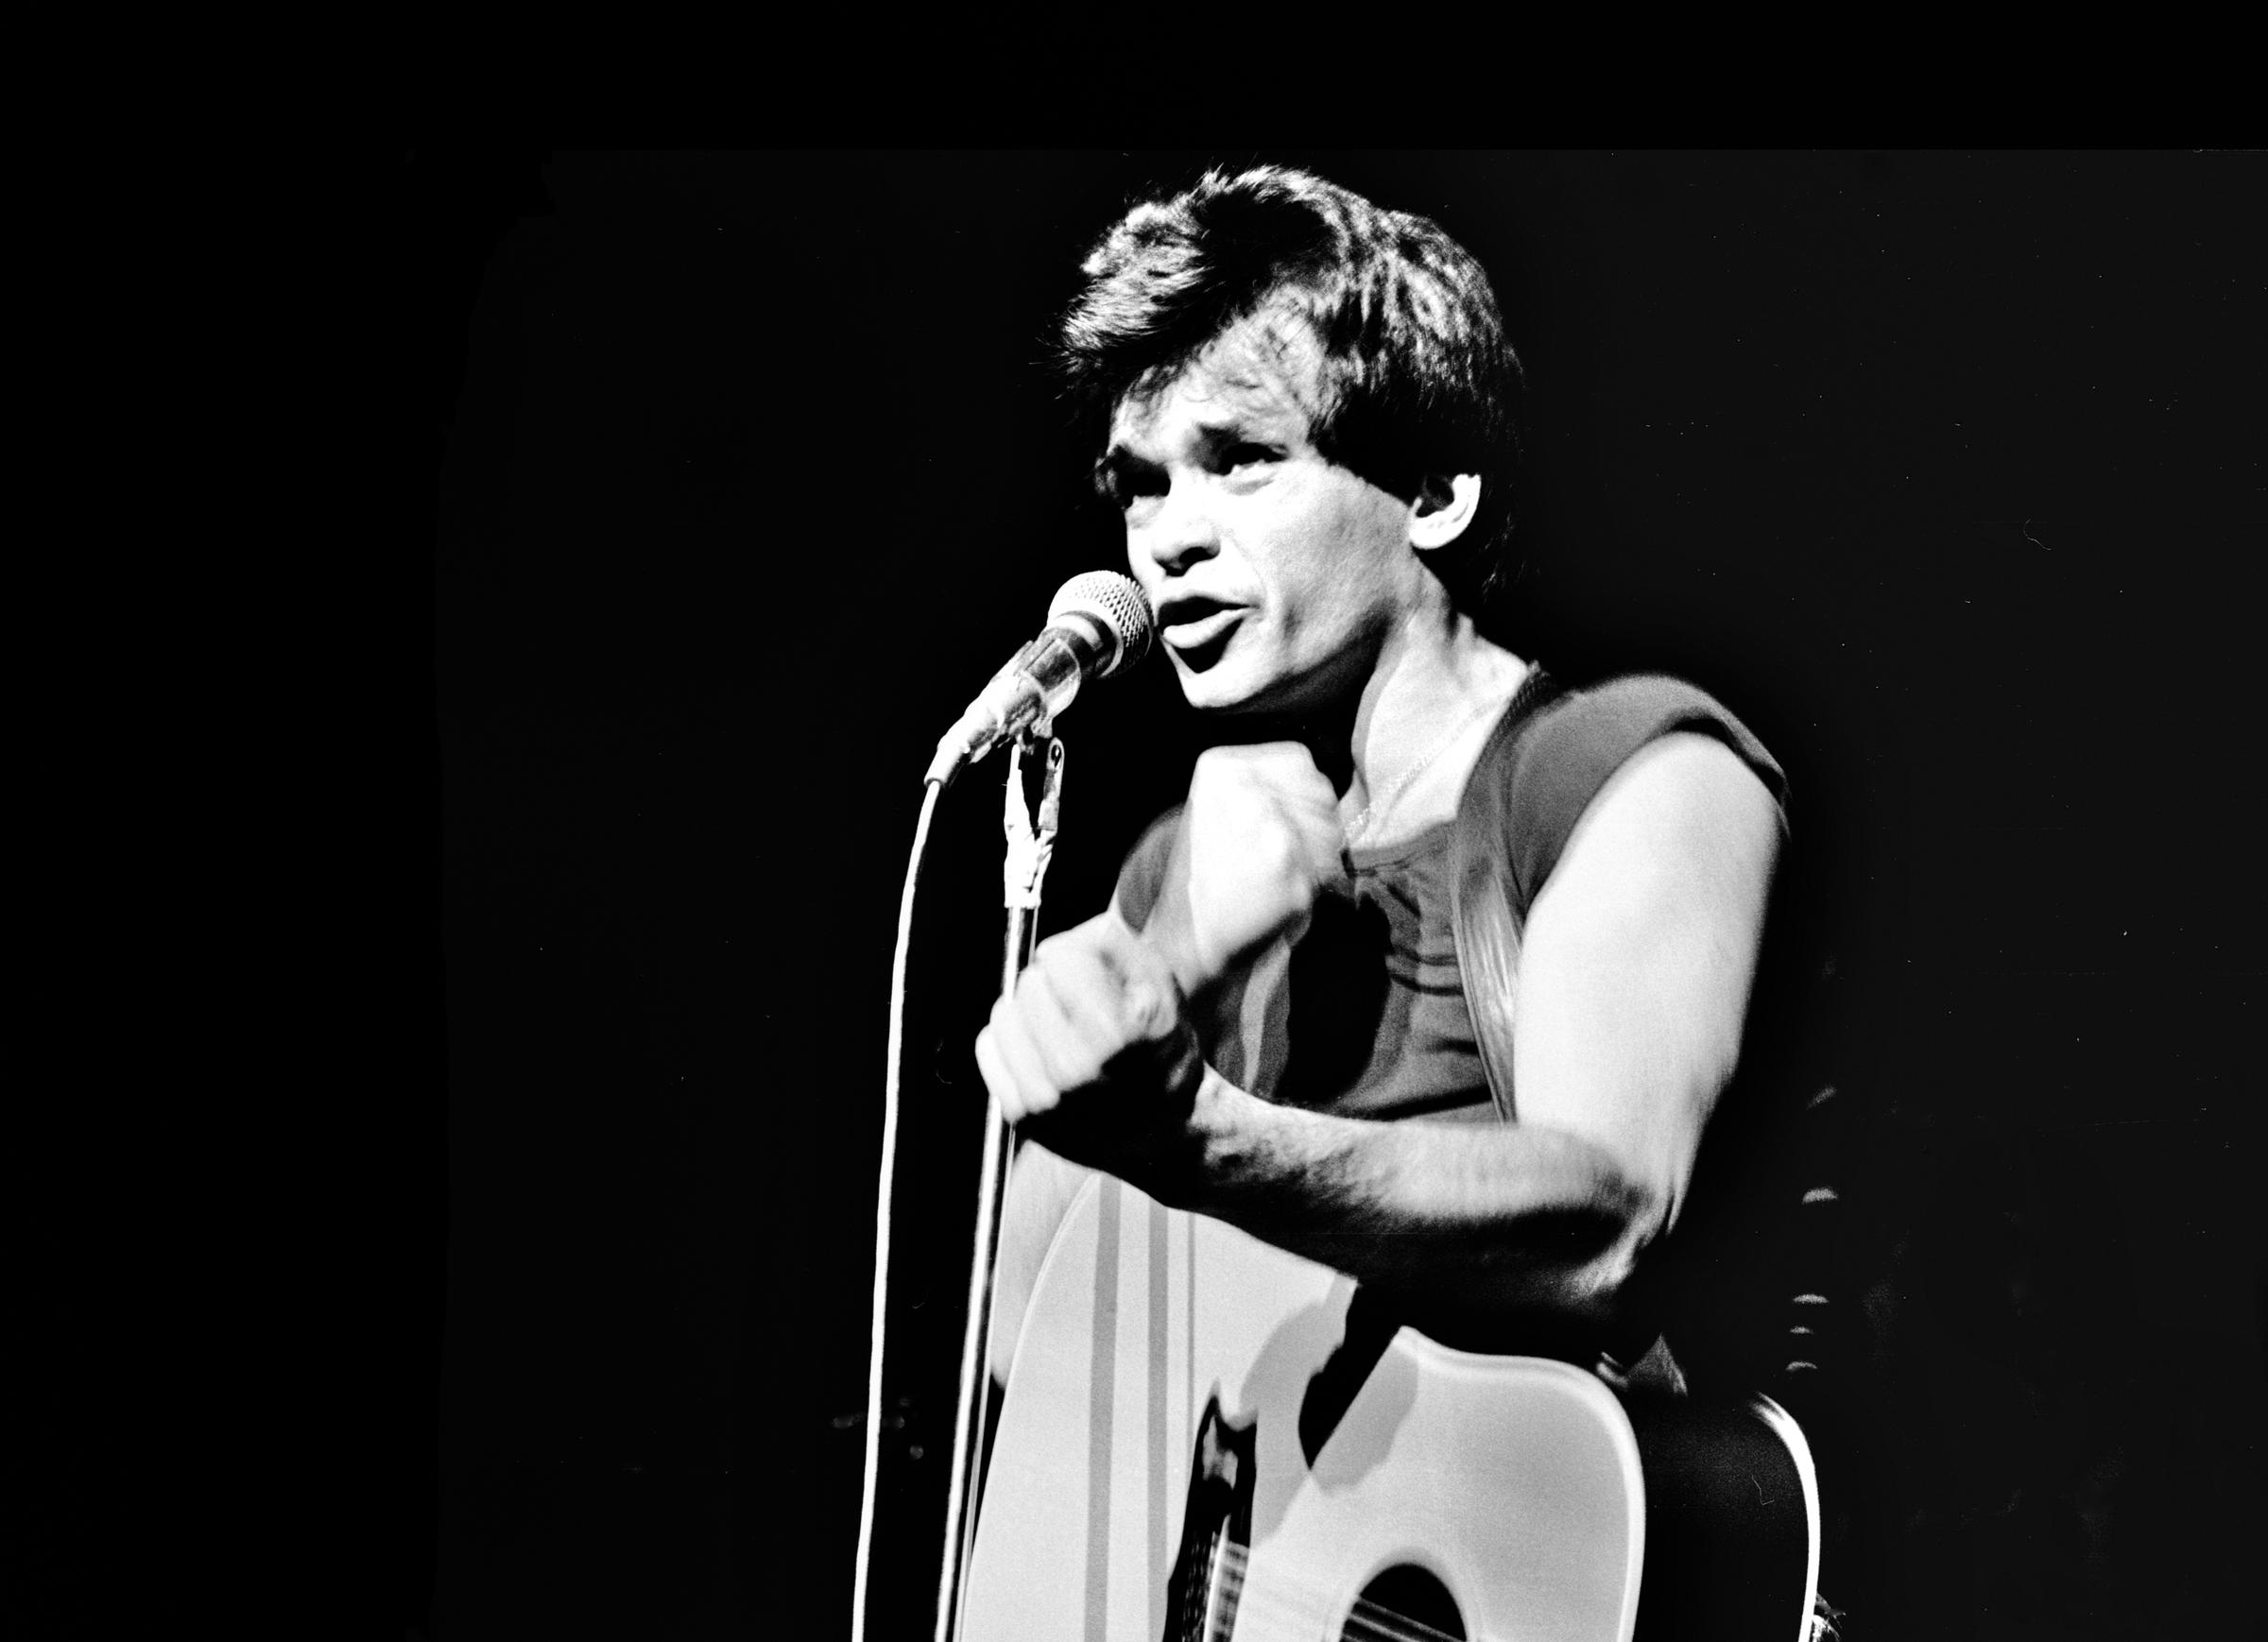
[978,164,1788,1395]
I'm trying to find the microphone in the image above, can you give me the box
[926,572,1155,783]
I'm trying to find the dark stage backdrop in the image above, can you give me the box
[412,152,2260,1639]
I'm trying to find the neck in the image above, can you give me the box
[1211,597,1527,832]
[1314,605,1527,842]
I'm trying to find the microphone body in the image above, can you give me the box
[926,573,1154,784]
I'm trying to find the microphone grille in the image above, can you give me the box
[1048,571,1155,678]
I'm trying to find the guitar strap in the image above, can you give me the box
[1445,664,1566,1125]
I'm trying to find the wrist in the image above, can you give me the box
[1142,1065,1258,1212]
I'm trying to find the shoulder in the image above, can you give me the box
[1482,674,1787,912]
[1546,733,1783,929]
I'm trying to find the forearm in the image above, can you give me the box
[1131,1067,1663,1325]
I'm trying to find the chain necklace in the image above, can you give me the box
[1342,692,1507,849]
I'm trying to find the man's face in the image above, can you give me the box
[1102,321,1423,717]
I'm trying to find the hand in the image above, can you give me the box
[974,911,1205,1177]
[1147,743,1345,995]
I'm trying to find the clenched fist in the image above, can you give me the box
[1147,743,1346,996]
[973,742,1341,1181]
[973,912,1206,1178]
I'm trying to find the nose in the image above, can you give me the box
[1132,474,1219,579]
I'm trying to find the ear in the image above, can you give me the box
[1408,473,1482,552]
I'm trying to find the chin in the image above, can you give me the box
[1173,666,1313,722]
[1168,650,1265,715]
[1167,631,1341,718]
[1172,676,1253,715]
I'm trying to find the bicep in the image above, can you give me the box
[1508,732,1782,1228]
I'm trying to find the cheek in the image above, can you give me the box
[1332,500,1415,598]
[1123,532,1161,594]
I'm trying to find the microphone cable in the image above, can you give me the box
[850,775,945,1642]
[850,572,1147,1639]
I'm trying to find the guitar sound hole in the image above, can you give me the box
[1349,1564,1465,1641]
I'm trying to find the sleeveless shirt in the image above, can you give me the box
[1112,672,1788,1132]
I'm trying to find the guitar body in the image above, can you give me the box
[962,1174,1818,1642]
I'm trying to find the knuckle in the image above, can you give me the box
[1119,977,1180,1041]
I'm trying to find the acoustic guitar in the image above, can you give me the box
[961,1173,1819,1642]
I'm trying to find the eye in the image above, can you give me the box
[1099,458,1167,512]
[1220,441,1281,475]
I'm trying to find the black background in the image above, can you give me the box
[26,150,2258,1640]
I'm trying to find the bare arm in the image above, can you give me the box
[1149,734,1781,1318]
[977,732,1781,1326]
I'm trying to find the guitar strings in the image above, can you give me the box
[1198,1542,1468,1642]
[1209,1576,1464,1642]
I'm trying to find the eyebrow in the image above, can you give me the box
[1189,412,1280,449]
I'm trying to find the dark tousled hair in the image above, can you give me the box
[1057,165,1524,620]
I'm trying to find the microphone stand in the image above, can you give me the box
[935,728,1065,1642]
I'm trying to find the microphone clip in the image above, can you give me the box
[1003,735,1065,912]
